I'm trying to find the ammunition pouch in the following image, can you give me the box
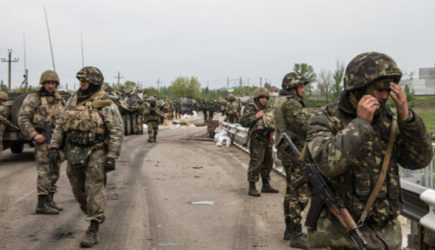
[67,131,104,146]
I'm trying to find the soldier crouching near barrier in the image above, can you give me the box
[0,91,11,161]
[48,66,123,248]
[18,70,65,215]
[240,88,279,197]
[306,52,433,249]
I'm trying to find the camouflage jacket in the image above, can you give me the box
[143,107,163,122]
[275,94,312,162]
[18,91,64,140]
[240,100,274,140]
[0,102,11,133]
[307,92,433,224]
[51,90,123,159]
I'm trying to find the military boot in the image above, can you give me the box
[80,220,99,248]
[261,178,279,193]
[289,223,307,249]
[248,182,261,197]
[35,195,60,215]
[283,217,292,240]
[47,192,63,211]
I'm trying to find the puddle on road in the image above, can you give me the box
[191,201,215,206]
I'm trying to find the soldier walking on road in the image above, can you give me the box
[0,92,11,161]
[240,88,279,197]
[275,72,312,248]
[144,98,163,143]
[18,70,65,215]
[306,52,433,249]
[48,66,123,248]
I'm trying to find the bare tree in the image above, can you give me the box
[317,69,334,102]
[332,61,345,99]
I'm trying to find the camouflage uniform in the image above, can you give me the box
[144,100,163,142]
[18,70,64,214]
[0,92,11,160]
[50,66,123,247]
[206,100,215,121]
[225,95,241,123]
[275,73,312,247]
[306,52,434,249]
[199,100,208,122]
[425,228,435,249]
[240,88,278,196]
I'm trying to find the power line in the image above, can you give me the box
[1,49,19,91]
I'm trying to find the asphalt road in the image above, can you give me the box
[0,116,294,250]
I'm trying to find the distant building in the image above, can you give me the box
[400,67,435,96]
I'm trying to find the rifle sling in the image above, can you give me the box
[358,119,397,226]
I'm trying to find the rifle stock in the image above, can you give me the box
[276,133,367,250]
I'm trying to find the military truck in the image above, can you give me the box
[177,97,196,115]
[116,93,144,136]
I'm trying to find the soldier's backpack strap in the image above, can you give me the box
[358,118,397,226]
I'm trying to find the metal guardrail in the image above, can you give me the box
[221,121,435,249]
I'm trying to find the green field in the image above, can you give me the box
[413,97,435,139]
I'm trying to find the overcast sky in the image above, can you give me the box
[1,0,435,90]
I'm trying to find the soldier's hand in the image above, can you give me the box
[255,110,264,119]
[104,157,115,172]
[357,95,380,124]
[389,82,409,120]
[33,134,46,144]
[47,147,60,161]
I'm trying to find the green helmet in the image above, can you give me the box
[344,52,402,91]
[76,66,104,86]
[39,70,59,85]
[0,91,8,101]
[282,72,308,90]
[253,87,270,99]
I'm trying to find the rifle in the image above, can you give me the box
[40,107,55,176]
[0,115,20,130]
[276,133,367,250]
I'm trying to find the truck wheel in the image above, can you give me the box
[10,143,24,154]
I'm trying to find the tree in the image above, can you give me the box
[168,77,201,100]
[317,69,333,102]
[332,61,345,99]
[404,84,415,107]
[293,63,317,95]
[144,87,167,100]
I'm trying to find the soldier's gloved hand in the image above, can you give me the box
[104,157,115,172]
[47,147,60,161]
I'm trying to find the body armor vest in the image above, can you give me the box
[32,92,64,127]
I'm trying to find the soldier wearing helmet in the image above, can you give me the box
[143,97,164,143]
[0,91,11,160]
[18,70,64,215]
[240,87,279,197]
[275,72,313,248]
[306,52,433,249]
[48,66,123,248]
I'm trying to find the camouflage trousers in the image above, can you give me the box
[147,121,159,141]
[136,114,143,133]
[247,136,273,183]
[34,143,61,195]
[281,159,310,227]
[202,110,208,122]
[208,111,214,121]
[308,209,402,249]
[66,146,106,223]
[424,227,435,249]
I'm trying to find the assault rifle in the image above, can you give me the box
[276,133,367,250]
[40,107,56,175]
[0,115,20,130]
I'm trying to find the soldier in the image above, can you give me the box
[199,100,208,122]
[306,52,433,249]
[225,94,241,123]
[48,66,123,248]
[0,91,10,160]
[18,70,65,215]
[275,72,311,248]
[144,98,163,143]
[424,228,435,249]
[206,99,215,121]
[240,88,279,197]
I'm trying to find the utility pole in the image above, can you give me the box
[114,71,123,87]
[239,77,242,96]
[1,49,19,91]
[81,32,85,67]
[259,77,262,88]
[20,33,29,90]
